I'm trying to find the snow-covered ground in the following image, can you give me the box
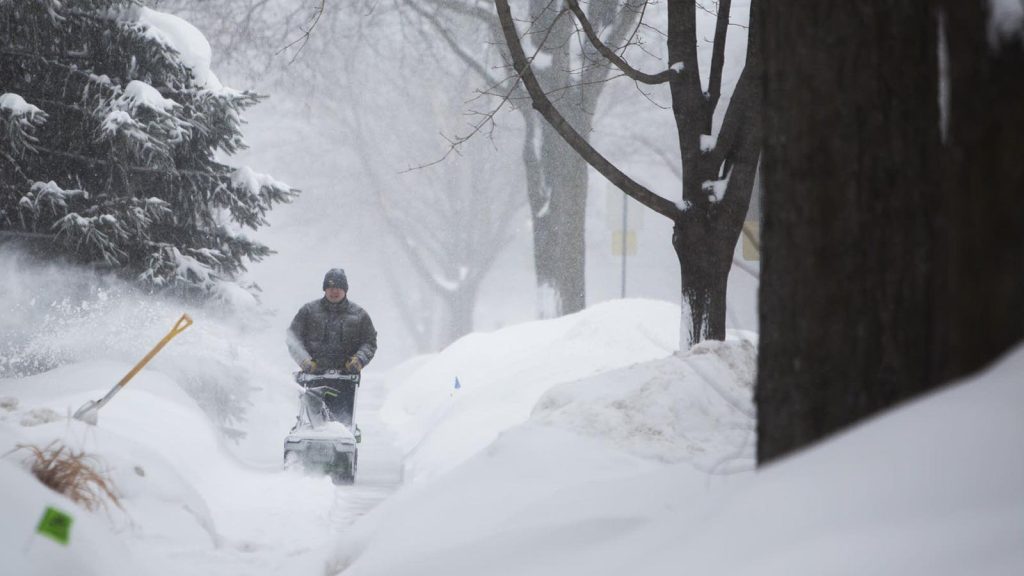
[2,295,1021,575]
[0,360,402,576]
[330,316,1022,576]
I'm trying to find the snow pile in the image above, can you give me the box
[658,343,1024,576]
[0,457,138,576]
[533,336,756,469]
[330,425,671,576]
[337,304,1022,575]
[0,360,339,576]
[379,299,680,482]
[0,252,386,576]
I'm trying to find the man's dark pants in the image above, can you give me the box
[323,379,358,427]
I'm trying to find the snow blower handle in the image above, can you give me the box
[73,313,192,425]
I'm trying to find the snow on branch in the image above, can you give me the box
[119,80,178,113]
[1,0,295,296]
[0,93,49,157]
[21,181,87,215]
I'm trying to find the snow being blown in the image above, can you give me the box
[0,250,285,451]
[0,251,339,575]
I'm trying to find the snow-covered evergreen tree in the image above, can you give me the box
[0,0,296,295]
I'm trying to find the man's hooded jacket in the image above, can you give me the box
[286,297,377,371]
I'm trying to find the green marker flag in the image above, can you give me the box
[36,506,73,545]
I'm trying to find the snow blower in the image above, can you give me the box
[72,313,192,425]
[284,371,360,485]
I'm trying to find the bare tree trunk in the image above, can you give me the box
[671,1,763,348]
[524,8,592,318]
[444,281,480,346]
[673,212,733,346]
[757,0,1024,464]
[530,116,589,317]
[495,0,761,348]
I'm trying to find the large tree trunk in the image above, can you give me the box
[758,1,938,464]
[522,8,592,319]
[443,281,480,347]
[530,116,589,318]
[673,212,732,346]
[932,0,1024,383]
[757,0,1024,464]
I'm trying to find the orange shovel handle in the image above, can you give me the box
[114,313,193,390]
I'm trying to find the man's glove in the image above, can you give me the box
[344,356,363,373]
[300,359,317,373]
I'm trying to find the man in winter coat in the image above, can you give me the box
[286,268,377,425]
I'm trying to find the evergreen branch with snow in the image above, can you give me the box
[0,0,297,296]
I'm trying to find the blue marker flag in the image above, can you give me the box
[454,377,461,390]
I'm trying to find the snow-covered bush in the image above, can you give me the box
[0,0,296,295]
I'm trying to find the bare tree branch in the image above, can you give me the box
[706,0,732,129]
[564,0,677,85]
[401,0,502,86]
[493,0,678,219]
[277,0,327,63]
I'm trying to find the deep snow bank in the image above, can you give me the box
[379,299,682,482]
[0,457,139,576]
[337,302,1022,576]
[0,360,339,576]
[0,252,342,574]
[333,316,757,575]
[533,336,756,469]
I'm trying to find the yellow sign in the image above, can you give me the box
[742,221,760,261]
[612,230,637,256]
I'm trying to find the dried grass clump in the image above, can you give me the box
[14,441,121,511]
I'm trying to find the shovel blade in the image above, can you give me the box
[72,401,99,425]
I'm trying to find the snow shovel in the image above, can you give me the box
[72,313,193,425]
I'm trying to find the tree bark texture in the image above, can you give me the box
[445,280,481,346]
[529,114,590,318]
[757,0,1024,464]
[932,0,1024,383]
[671,0,763,346]
[521,0,635,318]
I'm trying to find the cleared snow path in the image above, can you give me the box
[121,372,404,576]
[179,372,405,576]
[328,374,405,530]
